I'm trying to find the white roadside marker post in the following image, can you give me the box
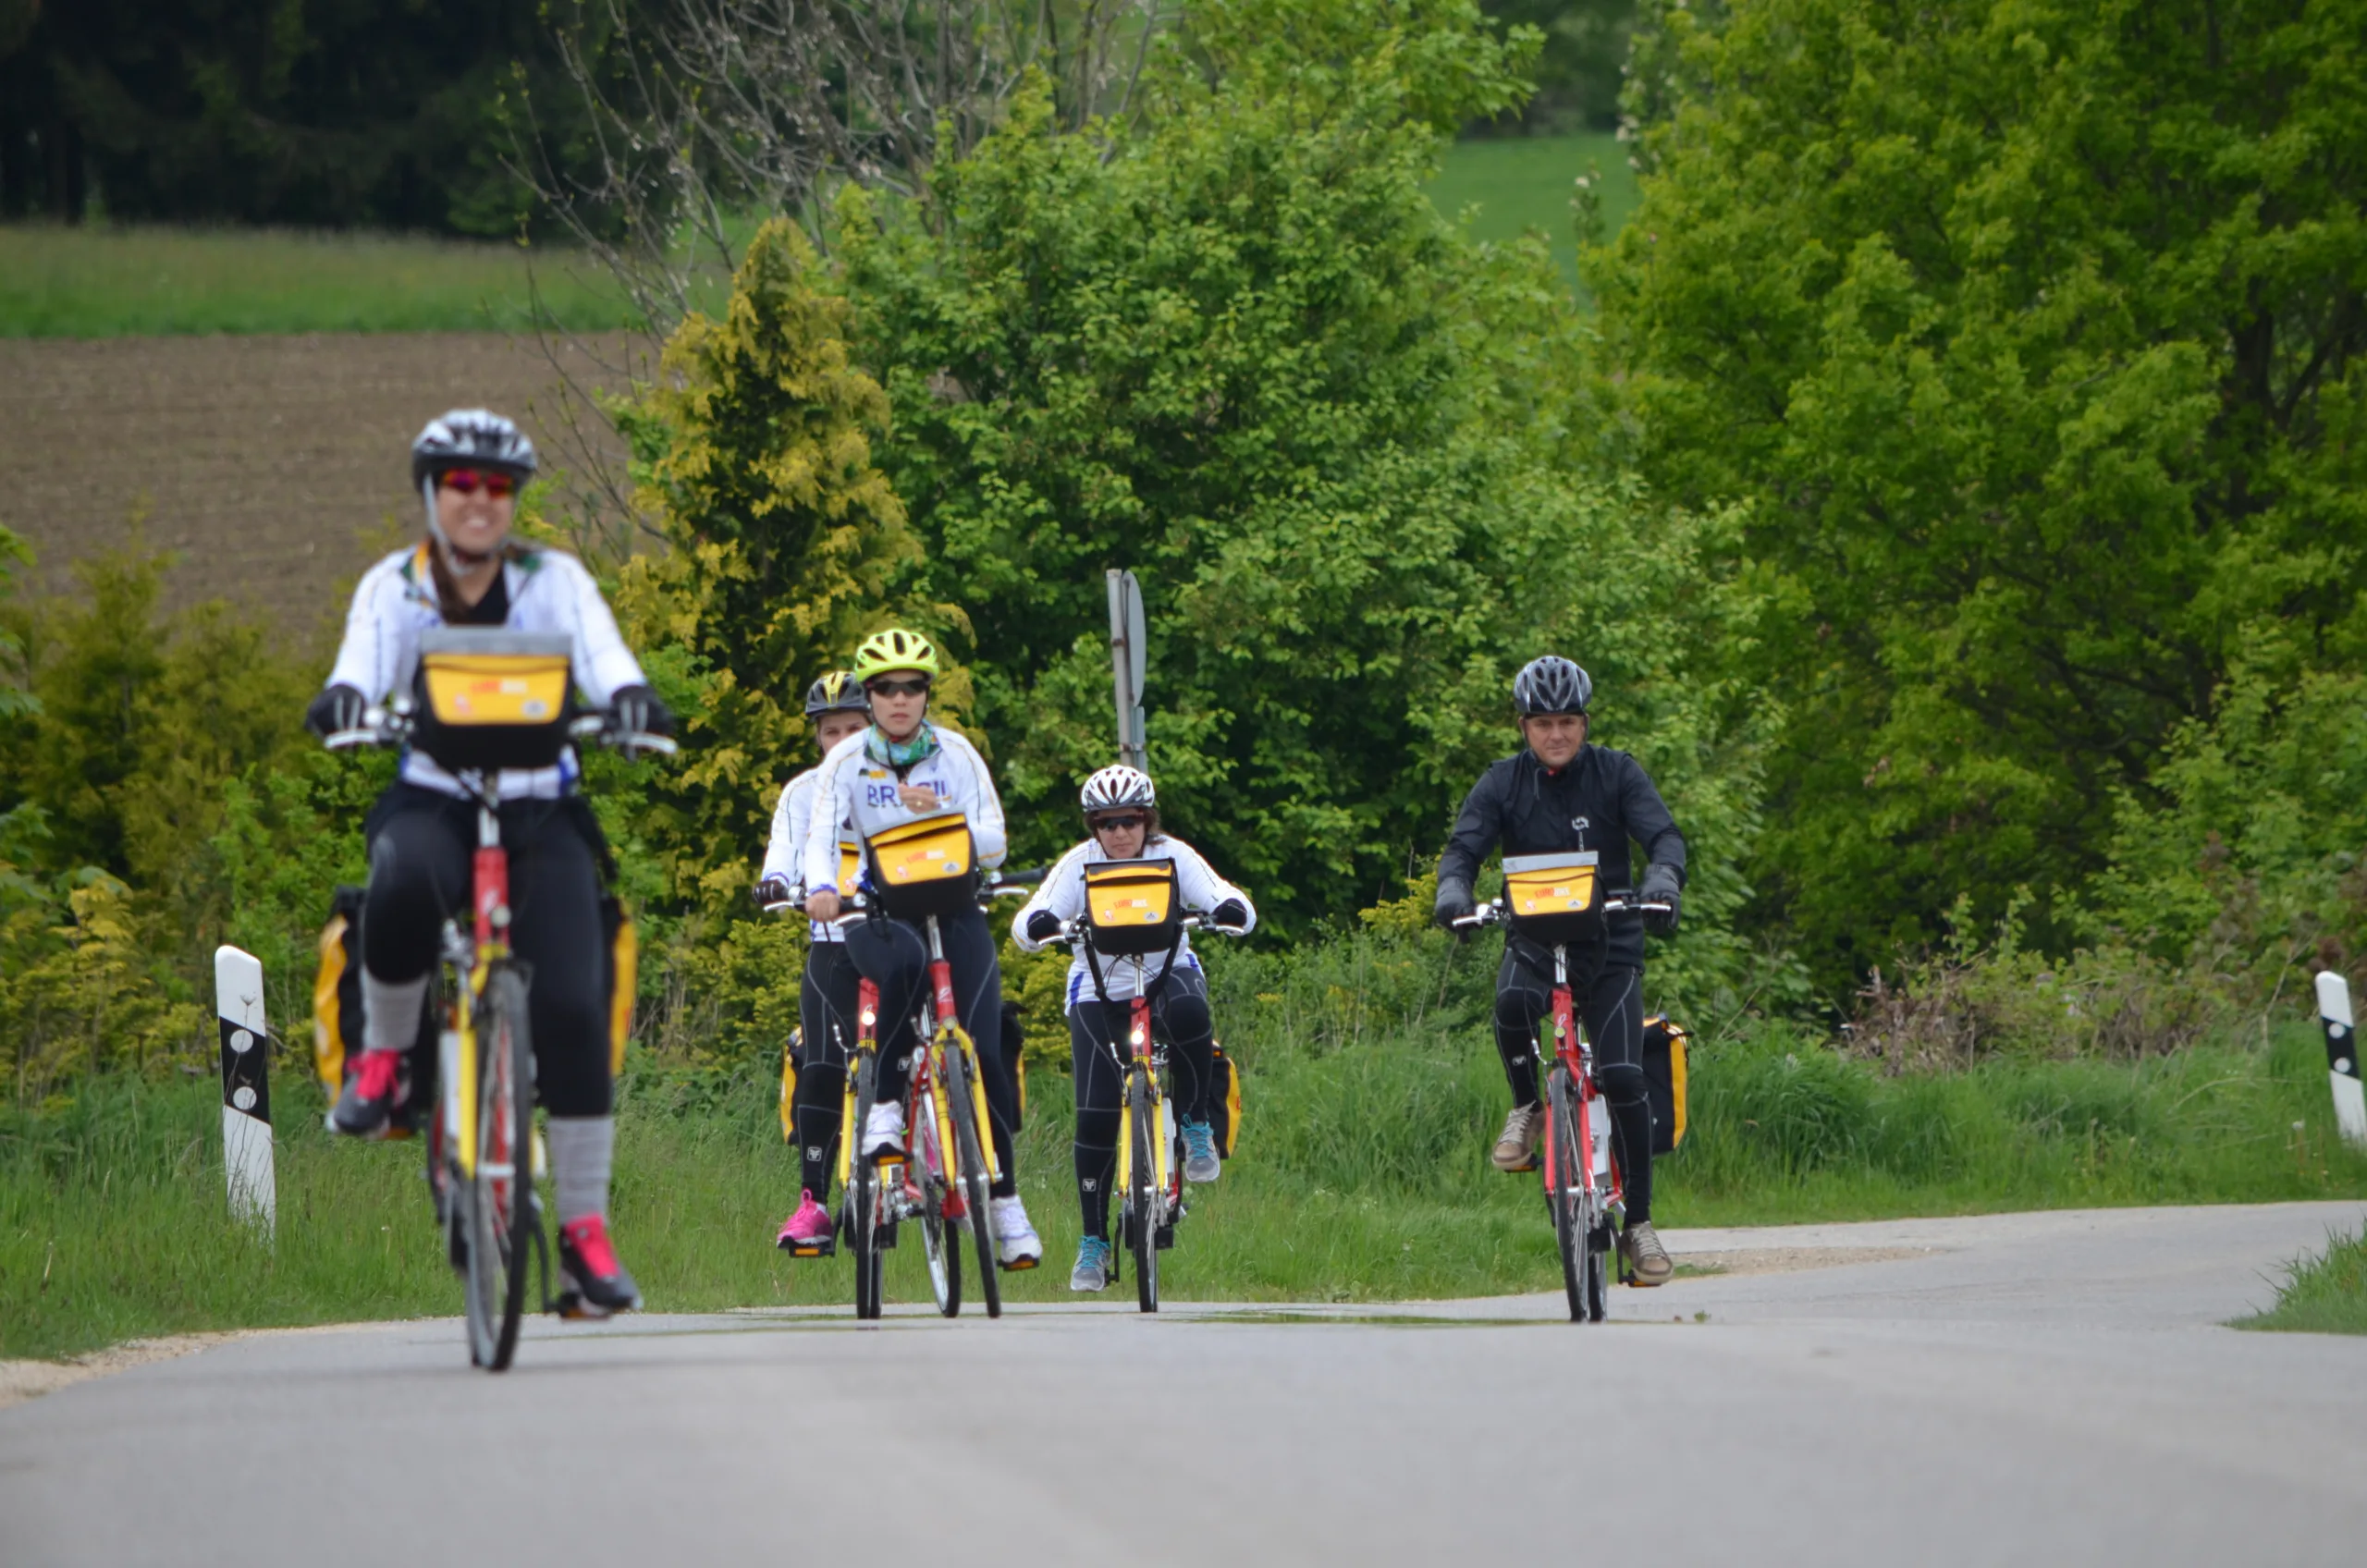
[2314,969,2367,1151]
[214,945,277,1239]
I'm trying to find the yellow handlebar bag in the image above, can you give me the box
[865,812,978,919]
[1501,850,1602,945]
[1083,857,1183,956]
[411,629,575,772]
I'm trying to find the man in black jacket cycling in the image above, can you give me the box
[1433,655,1686,1286]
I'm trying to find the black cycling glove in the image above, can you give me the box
[1433,878,1477,929]
[1024,909,1064,944]
[1638,863,1683,936]
[754,875,794,910]
[1208,898,1250,932]
[306,683,368,739]
[610,684,675,739]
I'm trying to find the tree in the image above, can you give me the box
[1588,0,2367,986]
[1473,0,1636,133]
[836,5,1757,946]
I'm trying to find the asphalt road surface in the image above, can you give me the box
[6,1201,2364,1567]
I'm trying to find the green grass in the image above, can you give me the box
[2237,1226,2367,1335]
[11,923,2365,1361]
[0,223,645,337]
[1431,131,1637,289]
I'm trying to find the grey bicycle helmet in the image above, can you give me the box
[411,409,538,488]
[803,670,869,717]
[1079,764,1156,815]
[1513,655,1593,717]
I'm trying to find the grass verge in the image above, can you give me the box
[0,223,644,337]
[2235,1226,2367,1335]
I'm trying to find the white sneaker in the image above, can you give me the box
[862,1100,906,1158]
[990,1194,1042,1270]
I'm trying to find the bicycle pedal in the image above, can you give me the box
[1000,1255,1040,1272]
[1154,1227,1177,1251]
[779,1236,836,1258]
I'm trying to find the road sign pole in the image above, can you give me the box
[1107,569,1148,771]
[214,946,276,1239]
[2315,970,2367,1150]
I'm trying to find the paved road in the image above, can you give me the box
[6,1201,2365,1566]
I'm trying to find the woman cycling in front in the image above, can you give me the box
[755,671,875,1252]
[798,629,1043,1269]
[307,409,673,1316]
[1010,766,1255,1292]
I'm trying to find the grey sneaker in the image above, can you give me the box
[1070,1235,1112,1292]
[1490,1103,1544,1172]
[1180,1117,1221,1183]
[1621,1220,1674,1286]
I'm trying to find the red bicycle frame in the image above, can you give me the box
[1538,970,1622,1213]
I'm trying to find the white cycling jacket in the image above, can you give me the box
[761,767,855,945]
[1012,835,1256,1007]
[800,723,1007,897]
[324,544,646,801]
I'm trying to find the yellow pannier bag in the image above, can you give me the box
[410,628,575,772]
[1643,1014,1689,1154]
[605,891,637,1076]
[1082,856,1183,956]
[780,1030,801,1143]
[864,812,977,919]
[1500,850,1602,946]
[1210,1043,1244,1158]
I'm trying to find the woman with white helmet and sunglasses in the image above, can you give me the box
[1012,765,1256,1292]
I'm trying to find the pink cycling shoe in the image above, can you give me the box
[776,1190,835,1256]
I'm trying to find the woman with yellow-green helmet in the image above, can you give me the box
[798,628,1043,1269]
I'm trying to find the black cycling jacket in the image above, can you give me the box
[1437,744,1686,967]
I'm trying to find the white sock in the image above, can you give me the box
[546,1115,615,1225]
[362,972,430,1056]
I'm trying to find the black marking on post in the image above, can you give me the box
[2327,1014,2361,1083]
[221,1016,273,1125]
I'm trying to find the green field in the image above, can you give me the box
[1431,131,1637,288]
[0,223,644,337]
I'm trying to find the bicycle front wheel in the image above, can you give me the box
[464,964,535,1369]
[914,1087,960,1317]
[1128,1070,1161,1314]
[1545,1065,1590,1326]
[939,1039,1000,1319]
[848,1049,884,1321]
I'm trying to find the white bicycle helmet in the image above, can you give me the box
[1080,765,1156,815]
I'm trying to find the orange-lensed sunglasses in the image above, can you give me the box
[437,468,518,498]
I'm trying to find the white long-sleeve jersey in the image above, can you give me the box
[1012,835,1256,1007]
[323,544,646,801]
[761,767,856,945]
[800,723,1007,897]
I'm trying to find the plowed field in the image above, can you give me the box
[1,333,644,619]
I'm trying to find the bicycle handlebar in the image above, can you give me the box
[323,700,677,760]
[1449,896,1671,931]
[759,867,1045,923]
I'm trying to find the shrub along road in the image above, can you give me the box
[5,1201,2362,1566]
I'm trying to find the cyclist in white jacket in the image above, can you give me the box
[1012,765,1255,1292]
[798,628,1040,1269]
[305,410,673,1317]
[754,672,875,1253]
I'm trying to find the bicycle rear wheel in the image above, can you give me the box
[940,1039,1000,1319]
[914,1087,960,1317]
[464,965,534,1369]
[1545,1065,1589,1325]
[848,1050,884,1320]
[1128,1070,1161,1314]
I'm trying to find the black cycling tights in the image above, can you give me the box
[1492,949,1653,1227]
[1068,964,1217,1243]
[843,905,1021,1198]
[362,785,611,1119]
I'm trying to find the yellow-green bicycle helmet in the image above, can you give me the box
[852,628,941,681]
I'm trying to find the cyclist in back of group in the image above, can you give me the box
[1011,766,1254,1292]
[754,672,875,1253]
[799,630,1044,1269]
[306,409,674,1314]
[1432,655,1684,1286]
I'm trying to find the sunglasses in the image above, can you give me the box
[1090,815,1148,833]
[865,677,929,698]
[438,468,517,498]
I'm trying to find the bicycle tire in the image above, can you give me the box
[1129,1069,1160,1314]
[914,1087,959,1317]
[1546,1066,1588,1325]
[1585,1224,1610,1321]
[849,1049,884,1320]
[465,965,534,1369]
[940,1039,1000,1318]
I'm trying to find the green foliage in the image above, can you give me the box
[843,31,1754,941]
[1588,0,2367,986]
[1473,0,1637,132]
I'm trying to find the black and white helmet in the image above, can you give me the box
[1079,765,1156,815]
[411,409,537,489]
[1513,655,1593,717]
